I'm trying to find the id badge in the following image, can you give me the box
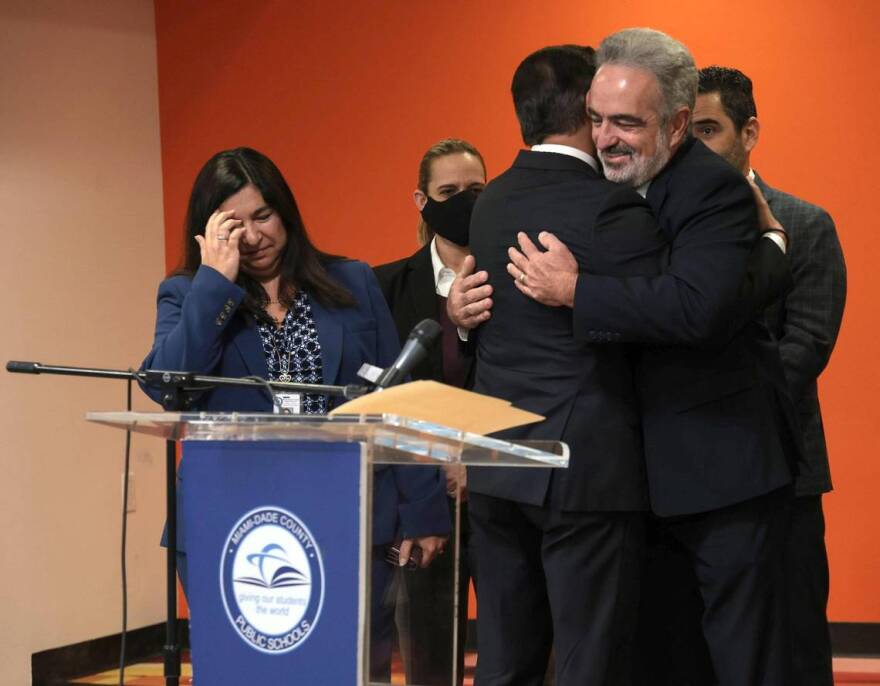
[273,392,302,415]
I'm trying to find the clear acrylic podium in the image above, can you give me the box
[88,411,568,686]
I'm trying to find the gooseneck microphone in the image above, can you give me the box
[374,319,442,389]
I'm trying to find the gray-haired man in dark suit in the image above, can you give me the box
[691,65,847,686]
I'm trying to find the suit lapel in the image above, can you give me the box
[309,296,343,385]
[406,246,444,379]
[407,246,439,328]
[646,137,698,238]
[645,168,670,208]
[229,315,270,378]
[461,349,476,388]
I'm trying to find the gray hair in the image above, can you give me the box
[596,28,697,123]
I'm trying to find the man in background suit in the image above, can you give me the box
[466,44,668,686]
[689,65,846,686]
[374,137,485,685]
[456,29,799,686]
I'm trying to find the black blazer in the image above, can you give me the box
[574,138,799,516]
[374,242,476,385]
[468,149,668,512]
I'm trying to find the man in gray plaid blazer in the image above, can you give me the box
[690,66,847,686]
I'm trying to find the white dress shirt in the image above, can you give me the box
[430,237,456,296]
[530,143,600,172]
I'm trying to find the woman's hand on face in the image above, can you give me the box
[194,209,246,282]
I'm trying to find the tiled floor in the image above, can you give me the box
[834,657,880,684]
[67,653,878,685]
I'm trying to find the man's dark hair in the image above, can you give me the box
[698,66,758,131]
[511,45,596,146]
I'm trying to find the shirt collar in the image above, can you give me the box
[748,168,756,182]
[429,237,456,297]
[530,144,600,172]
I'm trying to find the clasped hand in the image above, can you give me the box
[447,232,579,332]
[507,231,578,308]
[446,255,493,329]
[398,535,448,568]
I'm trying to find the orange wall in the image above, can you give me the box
[155,0,880,621]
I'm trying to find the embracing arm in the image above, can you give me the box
[725,238,792,336]
[719,179,795,337]
[508,186,667,312]
[573,172,756,345]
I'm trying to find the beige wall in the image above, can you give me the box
[0,1,167,683]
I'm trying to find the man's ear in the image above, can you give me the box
[413,189,428,211]
[668,107,691,148]
[742,116,760,155]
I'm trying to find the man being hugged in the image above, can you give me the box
[465,44,667,686]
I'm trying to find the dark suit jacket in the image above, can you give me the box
[468,149,668,512]
[757,172,846,496]
[141,260,450,547]
[373,242,475,385]
[573,138,798,517]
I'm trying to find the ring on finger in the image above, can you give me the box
[519,272,527,284]
[217,233,229,241]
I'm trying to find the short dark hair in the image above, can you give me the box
[511,45,596,145]
[179,147,354,312]
[698,66,758,131]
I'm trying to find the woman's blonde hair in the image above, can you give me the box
[416,138,486,245]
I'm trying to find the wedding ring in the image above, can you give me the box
[217,233,229,241]
[519,272,527,284]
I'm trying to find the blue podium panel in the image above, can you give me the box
[182,440,367,685]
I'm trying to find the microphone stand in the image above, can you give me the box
[5,360,369,686]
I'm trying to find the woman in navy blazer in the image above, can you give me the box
[141,147,449,677]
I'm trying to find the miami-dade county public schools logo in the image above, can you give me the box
[220,506,324,654]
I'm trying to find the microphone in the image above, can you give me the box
[374,319,442,389]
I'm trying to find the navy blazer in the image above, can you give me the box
[141,259,449,547]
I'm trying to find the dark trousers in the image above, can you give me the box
[469,492,644,686]
[636,487,793,686]
[396,500,473,686]
[787,495,833,686]
[370,549,396,682]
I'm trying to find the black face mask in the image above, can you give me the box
[420,188,479,247]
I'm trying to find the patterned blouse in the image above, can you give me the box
[256,291,328,414]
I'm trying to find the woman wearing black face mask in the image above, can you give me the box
[373,138,486,686]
